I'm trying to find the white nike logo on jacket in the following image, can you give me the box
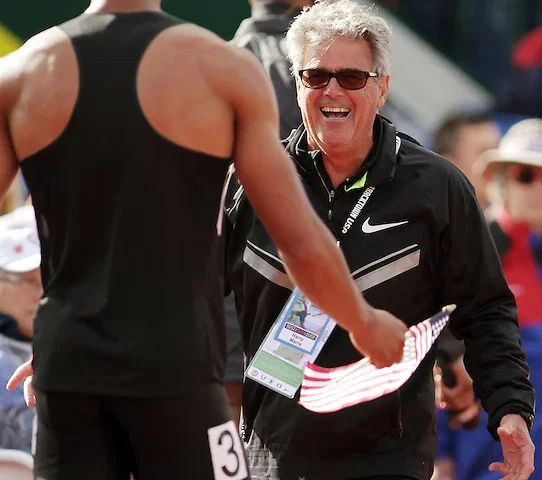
[361,217,409,233]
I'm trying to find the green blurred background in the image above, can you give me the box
[0,0,250,54]
[1,1,540,97]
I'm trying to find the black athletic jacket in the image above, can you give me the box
[224,115,534,480]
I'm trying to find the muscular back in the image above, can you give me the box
[0,12,279,395]
[0,10,351,310]
[1,19,261,163]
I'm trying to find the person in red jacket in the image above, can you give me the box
[434,118,542,480]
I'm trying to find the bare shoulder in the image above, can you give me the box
[0,27,71,96]
[162,24,274,101]
[2,27,70,69]
[0,26,78,160]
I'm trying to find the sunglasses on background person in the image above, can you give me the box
[299,68,379,90]
[508,165,542,185]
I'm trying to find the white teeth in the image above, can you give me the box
[321,107,350,113]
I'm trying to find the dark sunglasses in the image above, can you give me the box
[298,69,378,90]
[514,166,542,185]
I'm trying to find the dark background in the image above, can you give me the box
[0,0,250,40]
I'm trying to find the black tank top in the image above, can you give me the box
[20,12,230,396]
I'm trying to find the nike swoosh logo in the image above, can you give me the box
[361,217,409,233]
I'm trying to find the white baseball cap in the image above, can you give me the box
[0,206,41,273]
[477,118,542,174]
[0,205,37,230]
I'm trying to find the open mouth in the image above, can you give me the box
[321,107,351,119]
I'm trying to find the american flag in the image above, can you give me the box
[298,305,455,413]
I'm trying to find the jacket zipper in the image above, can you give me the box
[327,191,335,220]
[314,161,335,220]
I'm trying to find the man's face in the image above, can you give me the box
[0,268,42,337]
[505,164,542,229]
[450,122,501,208]
[296,38,389,155]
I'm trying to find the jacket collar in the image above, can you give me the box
[285,114,399,189]
[232,2,298,38]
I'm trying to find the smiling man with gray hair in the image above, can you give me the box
[224,1,535,479]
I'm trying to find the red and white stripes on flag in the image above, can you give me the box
[299,305,456,413]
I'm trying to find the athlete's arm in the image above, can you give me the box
[0,52,21,202]
[218,46,406,367]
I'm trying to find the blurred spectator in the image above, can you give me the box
[379,1,541,95]
[0,206,36,232]
[434,118,542,480]
[434,111,501,210]
[0,174,26,216]
[513,26,542,72]
[496,26,542,118]
[432,111,502,434]
[231,0,312,139]
[0,206,42,453]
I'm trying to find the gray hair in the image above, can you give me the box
[286,0,392,76]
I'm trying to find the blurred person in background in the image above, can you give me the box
[0,205,42,453]
[0,173,26,216]
[496,25,542,119]
[0,0,408,477]
[431,113,502,433]
[434,111,501,211]
[224,1,534,479]
[231,0,312,140]
[434,118,542,480]
[379,0,541,96]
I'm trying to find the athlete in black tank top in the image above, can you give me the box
[1,1,410,478]
[24,11,230,399]
[11,10,247,480]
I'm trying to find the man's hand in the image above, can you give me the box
[489,413,535,480]
[6,359,36,407]
[349,308,407,368]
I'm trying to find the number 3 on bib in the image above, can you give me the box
[207,420,248,480]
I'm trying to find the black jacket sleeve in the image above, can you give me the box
[436,168,535,439]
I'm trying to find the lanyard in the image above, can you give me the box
[314,161,375,243]
[336,134,401,241]
[340,185,375,238]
